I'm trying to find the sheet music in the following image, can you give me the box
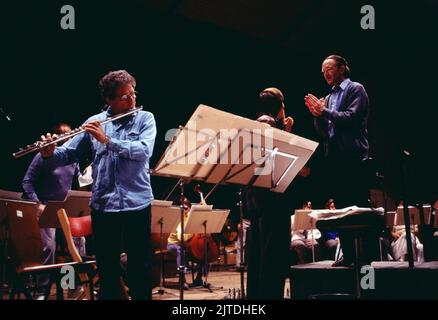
[308,206,384,221]
[151,203,180,233]
[184,209,230,234]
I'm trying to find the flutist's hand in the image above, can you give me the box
[83,121,107,144]
[304,93,325,117]
[283,116,294,133]
[39,133,57,158]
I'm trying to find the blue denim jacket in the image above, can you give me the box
[45,108,156,212]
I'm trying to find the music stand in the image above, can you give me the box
[0,192,24,300]
[39,190,92,229]
[153,104,318,299]
[184,206,229,292]
[151,200,180,295]
[292,210,317,262]
[0,190,23,201]
[395,205,432,226]
[395,205,432,263]
[386,211,396,229]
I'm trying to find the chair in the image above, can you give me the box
[5,200,92,300]
[57,208,129,300]
[56,209,97,300]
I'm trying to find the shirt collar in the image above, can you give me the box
[332,78,351,92]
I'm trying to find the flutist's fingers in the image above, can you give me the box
[39,133,56,158]
[83,121,107,144]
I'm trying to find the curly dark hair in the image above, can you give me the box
[98,70,136,100]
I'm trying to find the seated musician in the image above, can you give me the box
[389,201,424,262]
[166,197,207,288]
[318,198,340,261]
[22,122,86,299]
[290,201,321,264]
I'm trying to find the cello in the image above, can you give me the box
[187,185,219,263]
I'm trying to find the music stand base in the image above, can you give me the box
[152,288,165,295]
[190,281,222,293]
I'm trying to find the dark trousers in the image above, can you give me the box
[247,209,290,299]
[92,206,151,300]
[320,154,375,263]
[323,154,369,209]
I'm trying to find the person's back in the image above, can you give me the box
[246,87,293,299]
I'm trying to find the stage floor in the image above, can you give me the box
[152,268,246,300]
[1,267,257,300]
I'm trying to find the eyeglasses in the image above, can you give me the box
[119,91,137,101]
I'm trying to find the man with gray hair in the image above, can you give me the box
[39,70,157,299]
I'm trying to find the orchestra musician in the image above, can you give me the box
[22,122,87,299]
[246,87,294,299]
[166,196,211,288]
[38,70,157,300]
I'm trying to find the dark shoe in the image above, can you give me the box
[332,258,353,267]
[190,278,204,287]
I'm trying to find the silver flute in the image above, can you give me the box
[12,106,143,159]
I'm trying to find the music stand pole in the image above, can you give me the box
[151,200,179,297]
[202,221,213,293]
[178,180,186,300]
[237,188,246,299]
[156,218,165,295]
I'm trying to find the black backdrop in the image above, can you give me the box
[1,1,437,219]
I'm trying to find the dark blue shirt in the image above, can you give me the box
[22,153,79,203]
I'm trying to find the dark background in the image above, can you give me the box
[1,0,437,219]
